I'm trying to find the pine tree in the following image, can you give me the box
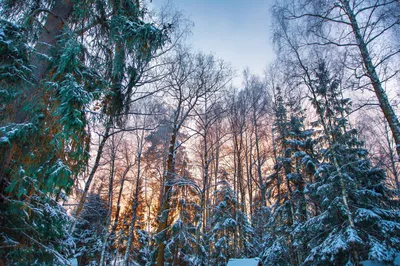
[0,1,169,263]
[0,17,88,264]
[261,87,318,265]
[164,182,199,266]
[261,86,294,265]
[152,158,200,266]
[294,62,400,265]
[209,173,257,266]
[285,99,318,264]
[74,193,108,266]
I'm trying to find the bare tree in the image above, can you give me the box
[273,0,400,160]
[191,54,232,263]
[243,71,271,208]
[99,132,125,266]
[123,99,162,266]
[155,48,231,265]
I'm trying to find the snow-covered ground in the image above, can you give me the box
[227,258,261,266]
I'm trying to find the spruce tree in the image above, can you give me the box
[164,182,199,266]
[261,87,318,265]
[0,1,168,263]
[294,62,400,265]
[262,87,296,265]
[74,193,108,266]
[209,173,257,266]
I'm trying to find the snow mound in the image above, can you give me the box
[227,258,261,266]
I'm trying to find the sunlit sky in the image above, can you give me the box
[151,0,276,87]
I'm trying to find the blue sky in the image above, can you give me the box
[151,0,276,86]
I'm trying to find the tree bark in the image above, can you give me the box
[75,123,111,217]
[16,0,74,123]
[155,127,177,266]
[196,107,209,263]
[123,151,142,266]
[99,139,116,266]
[341,0,400,161]
[384,122,400,193]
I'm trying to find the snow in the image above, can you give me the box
[344,227,362,245]
[227,258,261,266]
[0,136,9,144]
[355,208,381,223]
[379,220,400,234]
[223,217,236,227]
[68,258,78,266]
[368,238,397,262]
[293,150,306,158]
[360,260,390,266]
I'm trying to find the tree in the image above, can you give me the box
[0,11,95,263]
[164,171,199,266]
[0,0,168,263]
[357,112,400,194]
[74,193,108,266]
[262,86,301,266]
[73,0,169,218]
[123,100,161,266]
[243,71,270,211]
[191,53,232,265]
[273,0,400,160]
[154,49,231,265]
[295,62,400,265]
[209,174,257,266]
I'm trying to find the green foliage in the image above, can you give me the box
[209,178,257,266]
[261,61,400,265]
[262,87,313,265]
[0,195,74,265]
[162,181,199,266]
[293,62,400,265]
[0,19,32,121]
[0,0,170,263]
[74,193,108,266]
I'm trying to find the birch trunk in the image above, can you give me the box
[254,111,266,206]
[341,0,400,160]
[123,151,142,266]
[385,123,400,193]
[196,103,209,263]
[99,141,116,266]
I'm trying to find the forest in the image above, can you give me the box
[0,0,399,265]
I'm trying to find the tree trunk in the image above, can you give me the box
[99,143,116,266]
[123,152,142,266]
[246,132,254,219]
[155,128,177,266]
[254,111,266,206]
[341,0,400,161]
[75,123,111,217]
[110,163,134,250]
[196,111,209,263]
[385,123,400,193]
[16,0,74,123]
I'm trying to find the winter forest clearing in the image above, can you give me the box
[0,0,400,265]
